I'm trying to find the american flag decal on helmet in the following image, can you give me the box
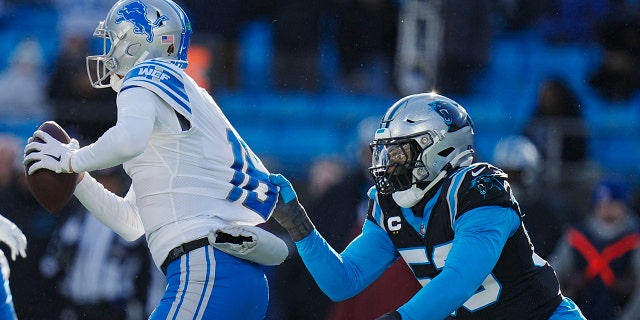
[161,35,174,44]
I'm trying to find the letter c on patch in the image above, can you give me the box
[387,216,402,231]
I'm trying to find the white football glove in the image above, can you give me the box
[0,215,27,261]
[23,130,79,175]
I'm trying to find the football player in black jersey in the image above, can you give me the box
[269,92,586,319]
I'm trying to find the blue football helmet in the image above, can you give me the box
[86,0,192,91]
[369,93,475,207]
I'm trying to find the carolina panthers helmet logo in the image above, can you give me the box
[115,0,168,42]
[429,101,472,132]
[470,175,505,198]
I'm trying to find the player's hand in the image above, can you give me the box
[23,130,79,175]
[269,173,315,241]
[270,173,298,204]
[0,215,27,261]
[375,311,402,320]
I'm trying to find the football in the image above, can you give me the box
[25,121,78,213]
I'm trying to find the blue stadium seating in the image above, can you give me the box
[0,5,637,183]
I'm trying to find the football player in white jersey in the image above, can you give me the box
[23,0,286,318]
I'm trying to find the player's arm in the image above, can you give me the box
[23,88,158,175]
[270,174,398,301]
[397,206,520,320]
[297,218,399,301]
[69,88,156,241]
[70,87,158,172]
[74,175,143,241]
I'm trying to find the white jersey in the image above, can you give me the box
[72,59,278,267]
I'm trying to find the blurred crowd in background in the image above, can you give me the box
[0,0,639,319]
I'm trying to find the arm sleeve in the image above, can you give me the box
[73,173,144,241]
[296,219,399,301]
[398,206,520,320]
[70,88,158,173]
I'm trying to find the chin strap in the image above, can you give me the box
[454,149,475,167]
[110,74,123,92]
[424,149,475,191]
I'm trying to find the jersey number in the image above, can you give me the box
[404,245,501,313]
[226,129,277,219]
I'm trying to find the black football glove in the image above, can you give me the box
[269,174,315,241]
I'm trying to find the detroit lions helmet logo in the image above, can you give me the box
[115,0,168,42]
[429,100,472,132]
[470,175,505,198]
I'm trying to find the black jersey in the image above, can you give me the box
[367,163,562,319]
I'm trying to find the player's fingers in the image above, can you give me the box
[32,130,55,143]
[15,232,26,246]
[269,173,290,186]
[16,234,26,258]
[23,151,40,163]
[23,141,43,156]
[26,159,46,175]
[269,174,297,203]
[4,239,17,261]
[23,154,43,174]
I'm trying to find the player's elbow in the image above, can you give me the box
[442,266,486,303]
[118,229,144,242]
[321,283,360,302]
[327,292,355,302]
[113,217,145,242]
[121,234,143,242]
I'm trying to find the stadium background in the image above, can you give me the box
[0,1,636,185]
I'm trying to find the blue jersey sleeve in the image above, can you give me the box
[296,219,399,301]
[398,206,520,320]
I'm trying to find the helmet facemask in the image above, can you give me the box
[86,21,119,89]
[369,132,434,194]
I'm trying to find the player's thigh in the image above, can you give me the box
[150,246,268,320]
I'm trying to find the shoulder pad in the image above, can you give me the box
[120,60,192,118]
[123,60,183,83]
[443,163,515,221]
